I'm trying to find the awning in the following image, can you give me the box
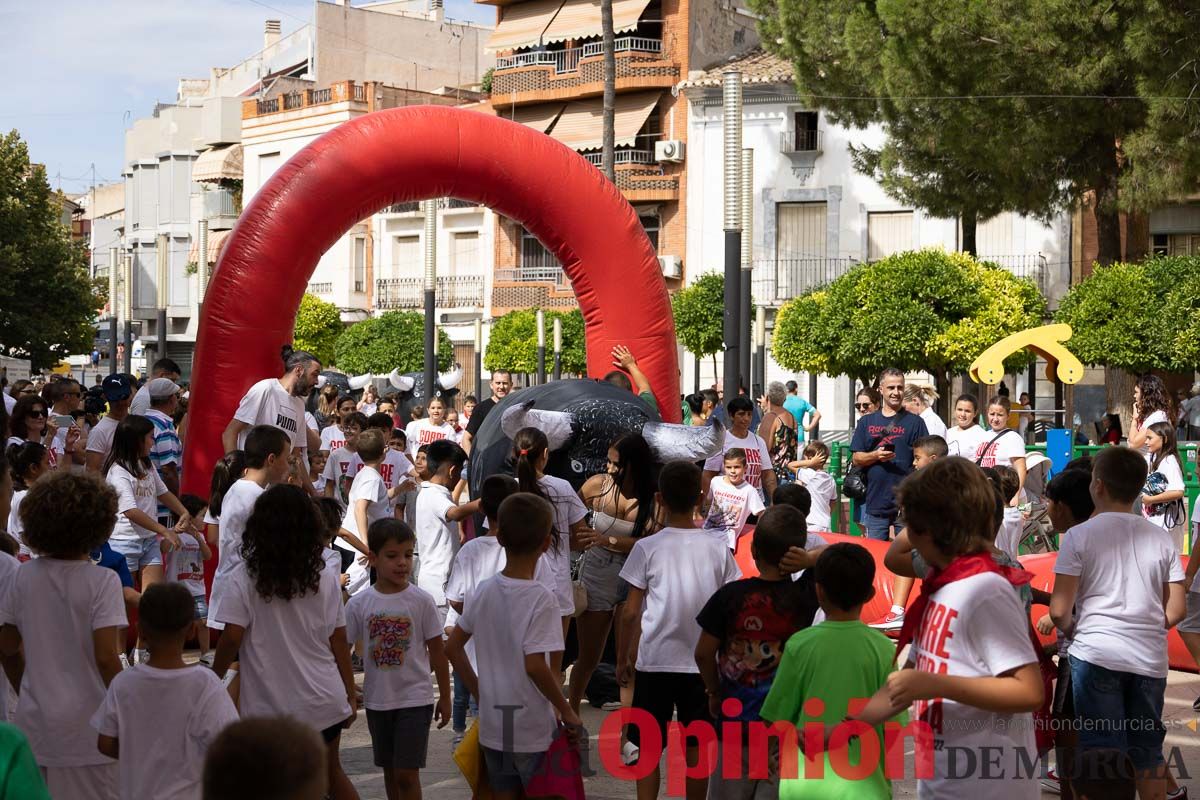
[542,0,652,43]
[548,91,660,151]
[187,229,232,265]
[191,145,243,183]
[505,103,567,132]
[541,0,653,44]
[485,0,564,52]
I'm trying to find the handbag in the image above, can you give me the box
[571,552,588,618]
[844,413,904,502]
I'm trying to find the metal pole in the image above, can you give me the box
[721,70,743,403]
[156,234,168,364]
[740,147,754,394]
[423,199,437,401]
[122,254,133,375]
[537,309,547,383]
[809,371,819,440]
[108,246,120,375]
[197,219,210,301]
[753,306,766,398]
[694,353,701,394]
[552,316,562,381]
[473,318,483,400]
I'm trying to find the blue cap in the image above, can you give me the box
[101,374,132,402]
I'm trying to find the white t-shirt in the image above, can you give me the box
[215,563,351,731]
[995,506,1025,561]
[85,414,120,462]
[796,467,837,532]
[909,572,1038,800]
[322,546,343,579]
[702,476,764,548]
[359,402,378,416]
[945,425,990,459]
[0,552,18,721]
[0,558,126,766]
[305,411,319,433]
[320,425,346,453]
[1,392,13,414]
[208,479,265,627]
[91,665,238,799]
[1135,409,1170,454]
[1056,512,1184,678]
[1143,452,1185,530]
[339,465,390,546]
[346,584,443,710]
[323,446,357,501]
[166,533,207,598]
[404,419,457,458]
[704,430,774,491]
[107,463,168,541]
[233,378,307,453]
[458,574,563,752]
[414,482,460,606]
[972,429,1025,468]
[6,490,31,560]
[129,384,152,416]
[537,475,588,616]
[919,407,948,438]
[349,449,417,513]
[618,528,741,673]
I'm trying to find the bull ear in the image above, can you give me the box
[388,369,415,392]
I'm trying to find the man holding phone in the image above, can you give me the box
[47,378,86,468]
[849,367,928,541]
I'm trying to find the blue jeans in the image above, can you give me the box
[1069,654,1167,771]
[453,669,478,732]
[860,510,897,541]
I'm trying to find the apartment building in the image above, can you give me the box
[478,0,758,316]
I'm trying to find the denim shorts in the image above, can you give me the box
[1069,654,1167,770]
[192,594,208,621]
[109,537,162,574]
[860,510,897,541]
[481,746,545,793]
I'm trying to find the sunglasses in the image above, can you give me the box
[28,409,47,418]
[19,389,35,395]
[854,402,872,410]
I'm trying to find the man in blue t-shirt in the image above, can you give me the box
[849,368,927,540]
[783,380,822,442]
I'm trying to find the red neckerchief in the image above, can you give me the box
[895,551,1032,661]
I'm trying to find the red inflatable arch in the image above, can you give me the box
[182,106,680,496]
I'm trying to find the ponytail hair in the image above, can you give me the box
[7,441,47,491]
[1148,421,1182,472]
[512,427,550,502]
[281,344,320,373]
[209,450,247,519]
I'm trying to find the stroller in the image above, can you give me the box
[1018,452,1058,554]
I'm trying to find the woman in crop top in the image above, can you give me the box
[567,434,658,714]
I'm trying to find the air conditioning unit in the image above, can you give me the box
[654,140,686,163]
[658,255,682,279]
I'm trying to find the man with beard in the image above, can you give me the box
[461,369,512,455]
[222,345,322,492]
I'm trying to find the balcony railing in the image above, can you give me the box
[308,282,333,294]
[496,36,663,73]
[201,188,238,219]
[977,253,1049,295]
[246,81,369,119]
[780,129,822,155]
[751,257,859,305]
[584,149,654,166]
[495,267,568,287]
[381,199,482,215]
[375,275,486,309]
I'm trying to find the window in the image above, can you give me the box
[258,152,281,185]
[867,211,913,260]
[794,111,819,152]
[451,232,480,276]
[392,235,421,278]
[353,237,366,293]
[520,228,558,271]
[1152,233,1200,256]
[638,214,660,252]
[776,202,827,261]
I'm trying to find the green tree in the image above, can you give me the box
[754,0,1200,265]
[672,272,729,377]
[773,250,1045,401]
[293,293,344,366]
[334,311,453,375]
[0,131,104,369]
[484,309,586,375]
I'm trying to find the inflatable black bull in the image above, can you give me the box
[310,365,463,420]
[467,379,724,496]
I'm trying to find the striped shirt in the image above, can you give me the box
[144,409,182,518]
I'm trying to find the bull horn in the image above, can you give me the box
[500,401,574,451]
[348,373,374,390]
[642,417,725,462]
[316,375,328,390]
[388,369,415,392]
[437,363,463,390]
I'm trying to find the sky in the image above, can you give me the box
[0,0,493,196]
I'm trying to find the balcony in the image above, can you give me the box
[780,129,822,155]
[375,275,486,310]
[583,149,654,167]
[495,266,569,287]
[308,282,333,295]
[751,258,859,305]
[380,199,483,215]
[201,187,239,231]
[490,37,675,101]
[495,36,662,73]
[243,81,369,120]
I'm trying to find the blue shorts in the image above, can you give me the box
[481,747,545,793]
[110,537,162,574]
[1069,654,1167,771]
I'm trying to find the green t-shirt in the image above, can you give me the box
[639,389,659,413]
[760,620,902,800]
[0,724,50,800]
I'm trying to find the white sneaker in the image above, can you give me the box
[869,610,905,630]
[198,653,214,668]
[621,741,639,766]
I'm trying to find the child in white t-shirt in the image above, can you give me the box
[445,493,584,797]
[321,396,358,455]
[404,397,457,459]
[1141,421,1188,550]
[790,439,837,533]
[349,414,420,516]
[973,395,1027,500]
[314,497,349,590]
[984,465,1025,560]
[1051,447,1185,798]
[618,460,742,800]
[212,484,357,799]
[92,583,238,799]
[702,448,764,550]
[323,412,367,504]
[346,519,450,796]
[6,440,51,561]
[0,472,127,796]
[309,450,328,494]
[338,429,393,597]
[414,440,481,623]
[860,457,1043,799]
[170,494,214,665]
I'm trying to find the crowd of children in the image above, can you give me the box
[2,367,1200,800]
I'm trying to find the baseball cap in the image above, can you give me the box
[101,374,132,402]
[147,377,181,400]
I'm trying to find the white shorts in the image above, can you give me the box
[42,763,118,800]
